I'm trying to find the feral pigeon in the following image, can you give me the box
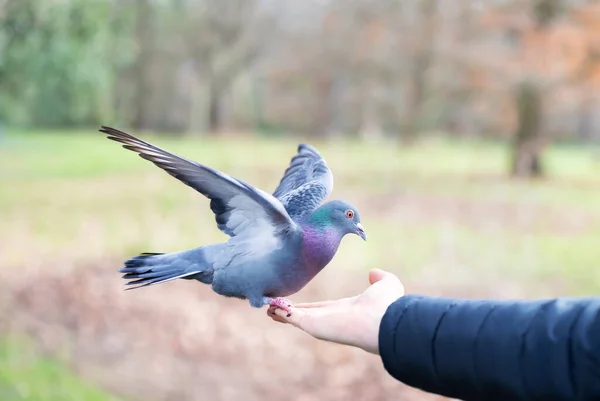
[100,126,366,316]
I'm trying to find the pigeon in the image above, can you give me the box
[100,126,366,316]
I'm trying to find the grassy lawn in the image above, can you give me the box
[2,129,599,290]
[0,336,123,401]
[1,128,599,399]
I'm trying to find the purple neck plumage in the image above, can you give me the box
[299,223,344,274]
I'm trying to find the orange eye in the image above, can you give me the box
[345,210,354,219]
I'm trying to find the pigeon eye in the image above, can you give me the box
[345,210,354,219]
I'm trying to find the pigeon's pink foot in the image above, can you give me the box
[267,297,294,317]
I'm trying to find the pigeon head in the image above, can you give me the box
[308,200,366,241]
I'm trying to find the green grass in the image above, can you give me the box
[1,128,600,399]
[0,336,122,401]
[0,131,600,293]
[2,129,599,293]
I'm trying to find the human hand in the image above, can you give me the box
[267,269,404,355]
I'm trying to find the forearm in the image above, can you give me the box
[378,295,600,400]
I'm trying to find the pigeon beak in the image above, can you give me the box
[355,223,367,241]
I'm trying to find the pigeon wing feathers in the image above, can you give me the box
[100,126,297,239]
[273,143,333,219]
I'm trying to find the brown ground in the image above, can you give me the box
[3,171,594,401]
[2,259,500,401]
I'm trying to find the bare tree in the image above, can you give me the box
[511,78,546,177]
[131,0,156,131]
[507,0,596,177]
[182,0,276,134]
[402,0,439,142]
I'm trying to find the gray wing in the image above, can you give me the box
[273,143,334,219]
[100,126,298,243]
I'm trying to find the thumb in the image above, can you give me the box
[368,269,397,285]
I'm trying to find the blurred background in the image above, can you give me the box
[1,0,599,400]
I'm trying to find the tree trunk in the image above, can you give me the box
[131,0,155,131]
[403,54,429,141]
[313,74,342,139]
[402,0,437,143]
[511,80,545,178]
[359,79,383,142]
[510,1,565,178]
[208,82,223,134]
[577,92,595,142]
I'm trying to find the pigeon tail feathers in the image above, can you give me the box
[119,248,213,290]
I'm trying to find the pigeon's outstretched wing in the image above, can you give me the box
[100,126,298,241]
[273,144,333,219]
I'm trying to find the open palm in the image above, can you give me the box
[268,269,404,354]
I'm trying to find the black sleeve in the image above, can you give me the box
[378,295,600,401]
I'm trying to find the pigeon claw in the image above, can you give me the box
[268,297,294,317]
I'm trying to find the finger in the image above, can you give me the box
[293,296,355,309]
[369,269,401,285]
[269,312,289,324]
[369,269,405,297]
[266,306,290,323]
[272,306,352,346]
[272,307,308,329]
[293,300,337,308]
